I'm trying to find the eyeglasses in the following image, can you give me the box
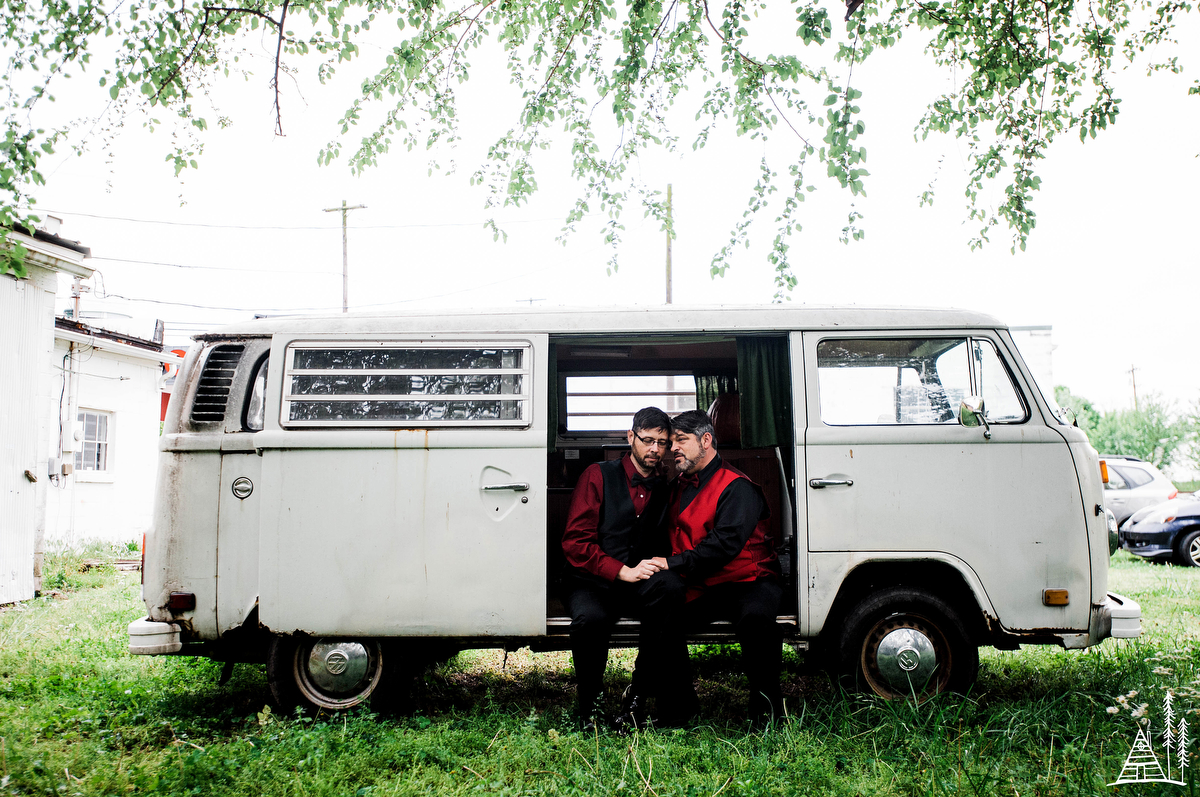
[633,433,670,449]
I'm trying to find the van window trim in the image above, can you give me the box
[813,333,1031,427]
[279,339,535,429]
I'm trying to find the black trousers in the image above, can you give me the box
[645,574,783,720]
[562,570,686,707]
[684,577,784,719]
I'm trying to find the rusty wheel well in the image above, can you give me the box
[819,561,992,653]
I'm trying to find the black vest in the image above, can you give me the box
[593,458,669,574]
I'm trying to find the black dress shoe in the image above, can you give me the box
[577,693,606,733]
[613,685,650,733]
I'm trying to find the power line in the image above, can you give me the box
[32,207,593,231]
[90,255,341,275]
[98,262,561,313]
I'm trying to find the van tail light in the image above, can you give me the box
[140,533,146,585]
[1169,489,1178,500]
[1100,461,1109,484]
[168,592,196,612]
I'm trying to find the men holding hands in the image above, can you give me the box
[562,406,783,730]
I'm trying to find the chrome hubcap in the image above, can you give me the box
[294,638,381,709]
[1189,537,1200,566]
[875,627,938,693]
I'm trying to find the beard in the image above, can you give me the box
[632,449,660,473]
[674,444,706,474]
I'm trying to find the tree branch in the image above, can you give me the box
[203,6,280,28]
[270,0,290,135]
[154,7,234,103]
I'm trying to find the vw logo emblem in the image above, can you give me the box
[325,650,350,675]
[896,646,920,672]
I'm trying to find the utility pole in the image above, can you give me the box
[323,200,366,312]
[665,184,673,304]
[1129,364,1139,411]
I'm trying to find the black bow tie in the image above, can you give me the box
[631,473,659,488]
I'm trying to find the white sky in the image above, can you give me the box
[24,5,1200,415]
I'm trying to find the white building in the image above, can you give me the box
[44,318,182,547]
[1,223,92,604]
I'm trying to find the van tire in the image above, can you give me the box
[836,587,977,700]
[267,635,383,713]
[1175,530,1200,567]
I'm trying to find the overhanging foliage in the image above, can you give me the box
[1,0,1195,288]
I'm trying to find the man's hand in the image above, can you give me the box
[617,559,665,582]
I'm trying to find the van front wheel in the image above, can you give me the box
[268,636,383,712]
[837,587,977,701]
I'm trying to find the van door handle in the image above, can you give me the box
[481,482,530,492]
[809,478,854,489]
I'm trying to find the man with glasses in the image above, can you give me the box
[561,407,684,731]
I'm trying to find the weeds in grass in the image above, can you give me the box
[1,552,1198,795]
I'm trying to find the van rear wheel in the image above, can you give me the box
[836,587,977,701]
[268,636,383,712]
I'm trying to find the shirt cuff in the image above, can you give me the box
[597,558,625,582]
[666,554,687,573]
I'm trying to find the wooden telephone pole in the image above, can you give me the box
[665,184,673,304]
[323,200,366,312]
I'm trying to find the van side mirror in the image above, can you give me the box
[958,396,991,440]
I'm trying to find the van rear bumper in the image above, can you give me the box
[128,617,182,655]
[1092,591,1142,643]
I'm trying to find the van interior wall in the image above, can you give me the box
[545,336,797,620]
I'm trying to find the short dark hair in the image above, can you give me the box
[671,410,716,445]
[631,407,671,435]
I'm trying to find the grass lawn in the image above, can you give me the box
[2,550,1199,796]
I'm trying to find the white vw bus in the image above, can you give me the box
[129,306,1140,709]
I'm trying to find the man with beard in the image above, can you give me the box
[650,409,783,725]
[560,406,684,731]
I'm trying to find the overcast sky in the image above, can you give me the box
[26,8,1200,417]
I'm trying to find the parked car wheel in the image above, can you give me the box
[837,587,978,700]
[1175,530,1200,568]
[268,636,383,712]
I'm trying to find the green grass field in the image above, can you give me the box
[2,550,1198,796]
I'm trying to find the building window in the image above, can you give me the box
[76,409,112,471]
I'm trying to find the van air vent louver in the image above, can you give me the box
[190,344,245,424]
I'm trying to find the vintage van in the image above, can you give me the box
[129,306,1141,710]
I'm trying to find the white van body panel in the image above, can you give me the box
[255,332,549,637]
[805,550,998,633]
[800,329,1091,632]
[217,446,261,633]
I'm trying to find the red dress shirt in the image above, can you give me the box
[562,454,654,582]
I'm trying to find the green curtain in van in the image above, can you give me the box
[694,374,736,413]
[736,337,792,449]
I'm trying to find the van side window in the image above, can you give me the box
[282,343,530,427]
[817,337,1027,425]
[970,339,1027,423]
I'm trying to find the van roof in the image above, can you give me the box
[196,304,1006,339]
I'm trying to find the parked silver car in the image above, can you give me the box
[1101,455,1178,525]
